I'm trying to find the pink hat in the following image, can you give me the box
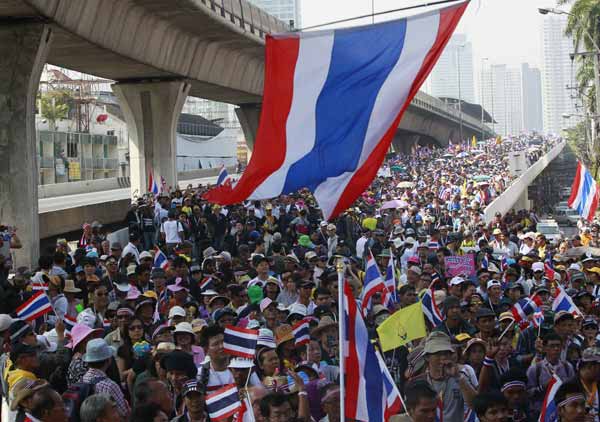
[126,286,141,301]
[66,323,103,350]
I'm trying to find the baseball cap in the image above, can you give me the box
[423,331,454,355]
[532,262,545,272]
[168,306,186,319]
[486,280,502,289]
[450,276,465,286]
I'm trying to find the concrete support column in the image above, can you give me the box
[113,80,190,197]
[235,103,262,151]
[515,189,530,212]
[0,24,52,268]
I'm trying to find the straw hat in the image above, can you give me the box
[275,324,294,346]
[63,279,81,294]
[10,379,48,411]
[312,316,338,337]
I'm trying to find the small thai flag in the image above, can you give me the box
[206,384,242,421]
[421,283,443,327]
[481,255,489,270]
[511,295,543,330]
[200,276,214,292]
[223,326,258,359]
[16,291,53,322]
[102,319,111,330]
[500,256,508,271]
[148,171,159,196]
[153,288,169,323]
[63,315,77,333]
[31,281,48,292]
[552,283,583,317]
[154,247,169,270]
[292,318,310,346]
[216,165,231,187]
[539,374,563,422]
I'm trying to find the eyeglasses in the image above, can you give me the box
[129,325,143,330]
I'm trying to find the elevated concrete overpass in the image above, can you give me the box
[1,0,492,267]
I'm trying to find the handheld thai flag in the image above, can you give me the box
[345,282,403,420]
[16,291,53,322]
[63,314,77,333]
[568,161,599,221]
[206,384,242,421]
[511,295,543,330]
[216,165,231,187]
[481,255,489,270]
[361,251,386,312]
[292,318,310,346]
[153,247,169,270]
[539,374,563,422]
[500,256,508,271]
[203,1,468,219]
[223,326,259,359]
[200,276,214,292]
[148,171,159,196]
[383,255,398,309]
[153,288,169,323]
[31,280,48,292]
[552,283,583,317]
[421,283,443,327]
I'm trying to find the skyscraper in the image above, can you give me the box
[481,64,523,136]
[541,14,579,134]
[428,34,475,103]
[521,63,543,133]
[247,0,301,28]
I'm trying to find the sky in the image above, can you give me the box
[300,0,563,72]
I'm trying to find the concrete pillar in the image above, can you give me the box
[113,80,190,197]
[235,103,262,151]
[0,24,52,268]
[515,189,530,211]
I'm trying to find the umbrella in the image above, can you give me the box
[396,181,414,188]
[473,175,491,182]
[457,152,469,158]
[443,154,454,159]
[390,165,406,173]
[381,199,409,210]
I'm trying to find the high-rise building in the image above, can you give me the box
[541,14,579,134]
[481,64,523,136]
[428,34,475,103]
[521,63,543,133]
[247,0,301,28]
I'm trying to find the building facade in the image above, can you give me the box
[247,0,301,27]
[521,63,544,133]
[428,34,475,103]
[541,14,579,134]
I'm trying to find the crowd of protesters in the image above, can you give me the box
[0,134,599,422]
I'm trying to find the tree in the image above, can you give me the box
[39,90,70,131]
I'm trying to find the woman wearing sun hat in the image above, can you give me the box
[66,323,105,386]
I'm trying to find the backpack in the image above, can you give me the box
[62,378,104,422]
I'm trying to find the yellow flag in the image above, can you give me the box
[471,135,477,147]
[496,135,502,144]
[376,302,427,352]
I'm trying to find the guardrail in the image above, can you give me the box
[483,141,567,222]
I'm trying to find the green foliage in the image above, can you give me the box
[39,90,71,130]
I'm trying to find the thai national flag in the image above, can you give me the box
[500,256,508,271]
[511,295,543,330]
[153,288,169,323]
[63,315,76,333]
[552,283,583,317]
[291,318,310,346]
[203,2,468,220]
[206,384,242,421]
[344,282,403,420]
[568,161,599,221]
[153,247,169,270]
[481,255,489,270]
[361,251,386,312]
[421,283,443,327]
[16,291,53,322]
[539,374,563,422]
[200,276,214,292]
[31,281,48,292]
[383,255,397,309]
[148,171,159,196]
[216,165,231,187]
[223,326,259,359]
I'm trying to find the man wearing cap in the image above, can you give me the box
[434,296,476,338]
[410,332,476,421]
[171,379,207,422]
[82,339,129,418]
[576,347,600,421]
[122,232,141,264]
[291,280,316,316]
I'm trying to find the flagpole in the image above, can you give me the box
[335,257,346,422]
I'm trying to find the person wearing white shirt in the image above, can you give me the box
[160,211,184,250]
[121,233,141,264]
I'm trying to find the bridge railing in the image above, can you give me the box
[483,141,566,222]
[200,0,289,40]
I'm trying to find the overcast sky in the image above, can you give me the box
[300,0,563,72]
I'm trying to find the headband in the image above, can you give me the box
[557,394,585,408]
[500,381,526,392]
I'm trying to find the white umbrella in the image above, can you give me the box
[396,181,414,188]
[381,199,409,210]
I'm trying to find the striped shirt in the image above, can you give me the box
[83,368,130,418]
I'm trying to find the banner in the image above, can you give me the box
[445,254,476,277]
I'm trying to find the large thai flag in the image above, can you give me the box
[539,374,563,422]
[223,326,259,359]
[344,282,403,420]
[568,161,599,221]
[204,2,468,219]
[421,283,444,327]
[552,283,583,317]
[206,384,242,421]
[511,295,543,330]
[361,251,386,312]
[16,291,53,322]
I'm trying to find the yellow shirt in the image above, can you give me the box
[362,217,377,231]
[181,206,192,216]
[582,234,592,246]
[7,368,37,391]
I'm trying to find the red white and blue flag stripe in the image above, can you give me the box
[206,384,242,421]
[204,2,468,219]
[568,161,599,221]
[291,318,311,346]
[361,251,386,312]
[63,314,77,333]
[200,276,214,292]
[344,282,403,420]
[216,165,231,187]
[383,255,398,309]
[153,247,169,270]
[223,326,259,359]
[148,170,160,196]
[16,291,53,322]
[539,374,563,422]
[552,283,583,317]
[511,295,543,330]
[421,283,443,327]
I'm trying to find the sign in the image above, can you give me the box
[445,254,476,277]
[68,161,81,180]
